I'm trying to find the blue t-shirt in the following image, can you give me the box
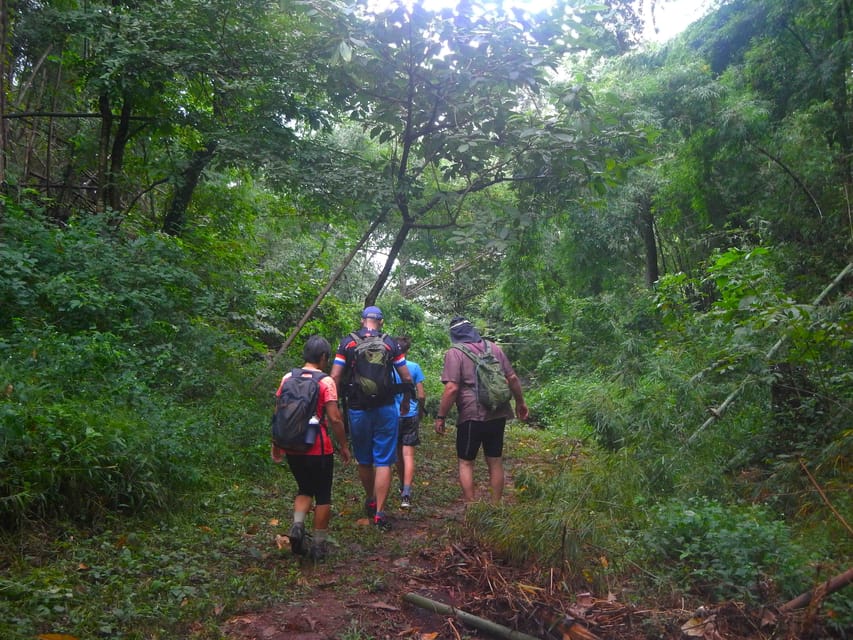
[395,360,424,418]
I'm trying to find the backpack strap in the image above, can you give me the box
[451,342,481,386]
[451,341,502,381]
[451,341,487,361]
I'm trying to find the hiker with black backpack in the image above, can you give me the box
[271,335,351,562]
[434,316,529,504]
[330,306,414,531]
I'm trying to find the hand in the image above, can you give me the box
[516,402,530,422]
[401,398,411,416]
[434,418,446,435]
[338,445,352,465]
[271,443,284,464]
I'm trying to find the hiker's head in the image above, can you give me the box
[449,316,481,343]
[303,335,331,366]
[395,335,411,354]
[361,306,384,329]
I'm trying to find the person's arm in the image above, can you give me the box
[330,362,344,391]
[416,381,426,417]
[434,381,459,435]
[506,372,529,422]
[324,400,351,464]
[395,362,413,416]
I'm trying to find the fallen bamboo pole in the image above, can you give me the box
[780,567,853,612]
[403,592,542,640]
[686,261,853,445]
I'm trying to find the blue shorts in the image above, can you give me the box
[348,404,398,466]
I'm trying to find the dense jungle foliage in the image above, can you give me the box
[1,0,851,638]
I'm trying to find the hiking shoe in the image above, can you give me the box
[373,513,392,531]
[308,540,329,562]
[364,497,377,518]
[288,522,308,556]
[400,494,412,510]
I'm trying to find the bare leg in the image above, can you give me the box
[294,494,313,517]
[373,465,392,514]
[395,444,404,493]
[358,463,375,500]
[484,455,504,503]
[402,445,416,488]
[458,458,476,503]
[313,504,331,531]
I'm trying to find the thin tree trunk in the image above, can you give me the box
[0,0,8,189]
[637,194,658,287]
[364,219,412,306]
[106,96,132,213]
[97,94,112,212]
[264,213,387,373]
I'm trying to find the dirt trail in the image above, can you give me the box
[220,430,820,640]
[222,431,489,640]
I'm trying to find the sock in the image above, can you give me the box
[402,484,412,497]
[293,511,307,524]
[374,510,385,521]
[313,529,328,543]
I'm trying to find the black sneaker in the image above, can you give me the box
[373,513,392,531]
[308,540,329,562]
[288,522,307,556]
[400,494,412,510]
[364,497,377,518]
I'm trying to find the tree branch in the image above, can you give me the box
[750,142,823,218]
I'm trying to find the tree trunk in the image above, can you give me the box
[97,94,113,212]
[161,140,218,236]
[637,193,658,287]
[364,219,413,306]
[105,96,133,213]
[0,0,8,191]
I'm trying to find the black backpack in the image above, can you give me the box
[271,368,327,452]
[346,332,395,408]
[452,341,512,411]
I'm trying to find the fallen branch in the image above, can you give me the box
[779,566,853,612]
[799,458,853,536]
[262,212,386,374]
[686,261,853,444]
[403,592,542,640]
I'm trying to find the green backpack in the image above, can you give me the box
[452,341,512,411]
[347,332,395,408]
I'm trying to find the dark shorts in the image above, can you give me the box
[397,415,421,447]
[456,418,506,461]
[285,453,334,505]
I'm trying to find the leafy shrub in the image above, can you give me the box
[0,202,271,530]
[634,496,810,602]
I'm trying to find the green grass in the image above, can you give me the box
[0,476,305,639]
[0,427,462,640]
